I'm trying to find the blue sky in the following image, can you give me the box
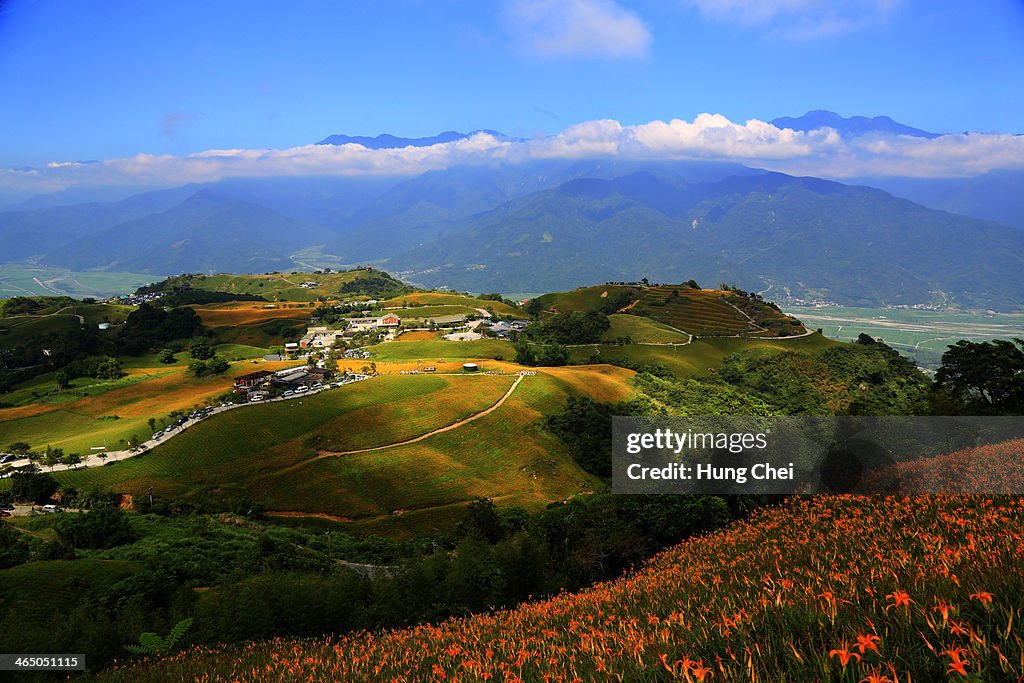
[2,0,1023,168]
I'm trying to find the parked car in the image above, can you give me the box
[0,511,12,518]
[153,431,164,438]
[41,504,61,513]
[0,503,14,511]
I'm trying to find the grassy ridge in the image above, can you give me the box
[98,450,1024,681]
[532,284,640,314]
[382,292,526,318]
[570,333,836,377]
[603,314,690,344]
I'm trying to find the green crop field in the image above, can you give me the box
[787,306,1024,367]
[603,314,690,344]
[366,338,515,361]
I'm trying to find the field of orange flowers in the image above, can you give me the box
[100,440,1024,682]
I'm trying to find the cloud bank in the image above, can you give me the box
[3,114,1024,198]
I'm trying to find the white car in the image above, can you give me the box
[250,394,264,402]
[295,385,309,393]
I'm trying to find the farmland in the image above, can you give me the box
[0,357,294,453]
[788,305,1024,367]
[98,440,1024,681]
[0,262,158,299]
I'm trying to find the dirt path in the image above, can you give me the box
[316,374,524,459]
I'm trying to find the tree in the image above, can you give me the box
[158,348,177,364]
[206,357,230,375]
[147,418,157,434]
[190,340,214,360]
[55,369,71,391]
[934,338,1024,415]
[8,442,31,455]
[62,453,84,469]
[55,506,137,549]
[9,471,59,504]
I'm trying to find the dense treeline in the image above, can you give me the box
[523,310,611,345]
[119,303,204,354]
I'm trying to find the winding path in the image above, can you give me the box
[316,374,524,458]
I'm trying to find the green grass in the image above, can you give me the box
[603,314,690,343]
[386,305,476,321]
[0,313,82,345]
[213,343,271,360]
[366,338,515,361]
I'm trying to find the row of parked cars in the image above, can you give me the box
[151,405,218,439]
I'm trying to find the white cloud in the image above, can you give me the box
[4,118,1024,200]
[504,0,651,58]
[685,0,903,39]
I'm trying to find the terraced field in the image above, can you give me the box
[633,287,757,336]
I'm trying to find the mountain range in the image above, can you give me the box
[2,112,1023,309]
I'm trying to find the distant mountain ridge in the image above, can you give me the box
[316,130,516,148]
[770,110,940,138]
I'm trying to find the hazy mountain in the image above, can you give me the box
[853,170,1024,230]
[771,110,940,138]
[316,130,515,148]
[390,171,1024,310]
[0,185,203,261]
[326,159,760,261]
[46,190,336,275]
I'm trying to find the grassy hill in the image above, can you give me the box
[141,267,410,303]
[43,369,629,537]
[96,440,1024,681]
[531,283,807,338]
[382,292,526,318]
